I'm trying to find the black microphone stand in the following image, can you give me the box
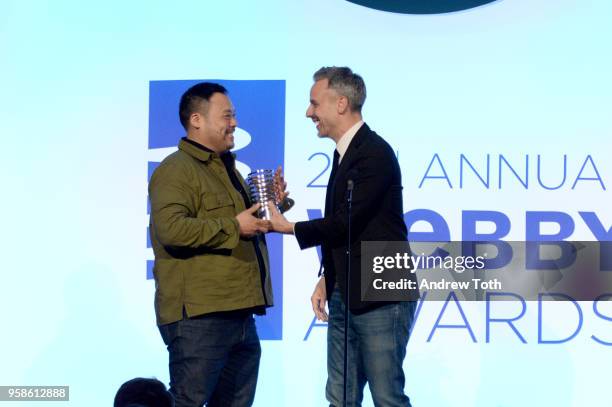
[343,179,354,407]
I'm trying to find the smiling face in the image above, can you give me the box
[190,92,237,153]
[305,79,342,140]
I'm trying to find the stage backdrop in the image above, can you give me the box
[1,0,611,406]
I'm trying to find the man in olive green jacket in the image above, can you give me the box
[148,82,278,407]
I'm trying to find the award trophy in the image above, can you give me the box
[246,169,294,219]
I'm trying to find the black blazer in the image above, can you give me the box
[295,123,418,312]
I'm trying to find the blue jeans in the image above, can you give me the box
[327,288,417,407]
[159,312,261,407]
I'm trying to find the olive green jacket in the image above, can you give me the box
[148,139,273,325]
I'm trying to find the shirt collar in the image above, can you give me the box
[336,120,364,163]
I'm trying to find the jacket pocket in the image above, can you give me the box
[202,191,234,210]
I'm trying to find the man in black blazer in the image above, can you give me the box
[270,67,418,406]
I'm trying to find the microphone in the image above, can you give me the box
[346,178,355,202]
[345,167,358,201]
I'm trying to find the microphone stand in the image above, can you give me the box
[343,179,354,407]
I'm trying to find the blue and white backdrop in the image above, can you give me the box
[1,1,611,405]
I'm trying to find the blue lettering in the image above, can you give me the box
[525,212,576,269]
[592,294,612,346]
[460,154,490,188]
[526,211,575,241]
[462,210,512,269]
[538,294,583,344]
[427,292,477,343]
[405,209,451,242]
[303,315,327,341]
[579,212,612,241]
[537,154,567,190]
[485,292,527,343]
[419,154,452,189]
[572,155,606,190]
[499,154,528,189]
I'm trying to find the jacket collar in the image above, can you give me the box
[179,137,236,163]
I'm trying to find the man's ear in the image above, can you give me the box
[189,112,203,129]
[337,95,349,115]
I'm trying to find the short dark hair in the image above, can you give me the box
[313,66,366,112]
[114,377,174,407]
[178,82,227,130]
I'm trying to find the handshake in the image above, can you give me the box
[236,166,295,238]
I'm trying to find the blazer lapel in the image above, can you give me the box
[330,123,371,205]
[325,150,340,216]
